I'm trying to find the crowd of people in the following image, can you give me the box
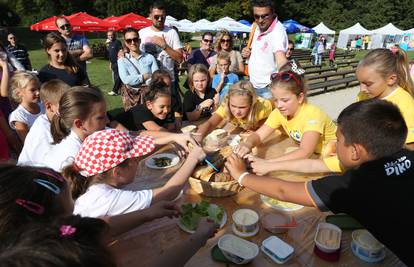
[1,0,414,266]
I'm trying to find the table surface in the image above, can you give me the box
[110,133,406,267]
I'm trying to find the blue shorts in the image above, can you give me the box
[255,87,273,99]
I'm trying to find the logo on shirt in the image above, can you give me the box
[308,119,318,125]
[384,156,411,176]
[289,130,301,142]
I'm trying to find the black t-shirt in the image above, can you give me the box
[115,104,173,131]
[38,64,87,86]
[183,87,216,120]
[307,149,414,266]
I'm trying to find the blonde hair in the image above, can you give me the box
[9,71,40,103]
[40,79,71,105]
[214,30,233,52]
[217,51,231,64]
[188,64,210,92]
[358,48,414,96]
[222,81,261,130]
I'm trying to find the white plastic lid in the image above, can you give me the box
[262,236,294,260]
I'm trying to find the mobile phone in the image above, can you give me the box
[325,214,364,230]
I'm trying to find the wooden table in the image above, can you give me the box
[111,134,406,267]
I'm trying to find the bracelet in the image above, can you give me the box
[237,172,250,186]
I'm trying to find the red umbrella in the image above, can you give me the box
[104,13,151,31]
[30,12,114,32]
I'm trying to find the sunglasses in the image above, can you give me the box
[59,24,71,30]
[203,39,213,43]
[154,15,166,21]
[221,39,231,43]
[287,47,294,51]
[125,37,140,44]
[253,14,272,21]
[271,71,301,87]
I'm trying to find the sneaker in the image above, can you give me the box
[108,91,118,96]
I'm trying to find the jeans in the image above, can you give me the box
[315,54,323,65]
[111,64,122,94]
[255,87,273,99]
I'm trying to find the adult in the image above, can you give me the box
[286,40,294,61]
[139,1,184,121]
[6,33,32,70]
[187,32,216,69]
[118,28,158,111]
[241,0,288,99]
[55,16,93,78]
[209,30,244,77]
[106,31,123,96]
[38,32,89,87]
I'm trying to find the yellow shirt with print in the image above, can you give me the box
[264,103,337,154]
[357,87,414,143]
[215,97,273,130]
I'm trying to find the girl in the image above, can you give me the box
[38,32,89,87]
[8,71,44,142]
[183,64,217,121]
[234,66,337,161]
[63,128,204,217]
[42,86,108,172]
[115,80,175,131]
[197,80,273,139]
[329,43,336,67]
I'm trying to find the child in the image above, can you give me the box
[234,68,337,162]
[8,71,44,142]
[329,43,336,67]
[41,86,108,172]
[18,80,70,166]
[63,128,205,217]
[115,80,175,132]
[183,64,217,121]
[226,99,414,266]
[197,81,273,139]
[212,51,239,103]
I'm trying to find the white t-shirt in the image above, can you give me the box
[74,183,153,217]
[42,130,82,172]
[249,18,288,89]
[139,26,182,81]
[8,103,45,130]
[18,114,53,166]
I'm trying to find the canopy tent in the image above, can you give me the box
[212,17,251,33]
[238,20,252,27]
[104,13,151,30]
[193,19,215,32]
[313,22,335,35]
[283,19,314,34]
[31,12,114,32]
[175,19,195,33]
[165,15,181,28]
[405,28,414,34]
[370,23,405,49]
[337,23,372,49]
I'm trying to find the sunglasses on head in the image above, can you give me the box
[253,14,272,21]
[125,37,140,44]
[59,24,71,30]
[203,39,213,43]
[154,15,166,21]
[271,71,301,87]
[220,39,231,43]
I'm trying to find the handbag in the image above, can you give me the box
[120,55,149,111]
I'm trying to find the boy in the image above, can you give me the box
[212,51,239,103]
[18,80,70,166]
[225,99,414,266]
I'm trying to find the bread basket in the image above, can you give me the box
[188,176,242,197]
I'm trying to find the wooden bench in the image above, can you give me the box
[307,69,355,82]
[335,59,359,67]
[308,76,359,96]
[304,66,338,75]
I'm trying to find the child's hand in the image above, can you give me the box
[224,154,248,180]
[200,99,214,109]
[148,200,181,220]
[195,218,219,240]
[173,133,198,153]
[0,57,8,69]
[233,143,252,158]
[220,72,226,81]
[247,155,273,176]
[188,144,206,163]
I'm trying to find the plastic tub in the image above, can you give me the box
[232,209,259,236]
[351,229,385,263]
[261,236,294,264]
[218,234,259,264]
[314,222,342,253]
[261,212,297,234]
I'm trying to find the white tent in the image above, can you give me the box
[337,23,372,49]
[165,15,180,28]
[405,28,414,34]
[370,23,405,49]
[193,19,215,32]
[175,19,195,32]
[212,17,251,33]
[313,22,335,35]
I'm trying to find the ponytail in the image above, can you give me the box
[62,164,90,200]
[50,86,104,144]
[395,48,414,96]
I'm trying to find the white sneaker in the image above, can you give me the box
[107,91,118,96]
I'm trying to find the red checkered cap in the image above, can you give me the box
[74,129,155,177]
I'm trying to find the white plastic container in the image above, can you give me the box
[232,209,259,236]
[351,229,386,263]
[314,222,342,253]
[218,234,259,264]
[261,236,294,264]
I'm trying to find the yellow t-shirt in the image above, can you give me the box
[264,103,337,154]
[357,87,414,143]
[323,155,343,173]
[214,97,273,130]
